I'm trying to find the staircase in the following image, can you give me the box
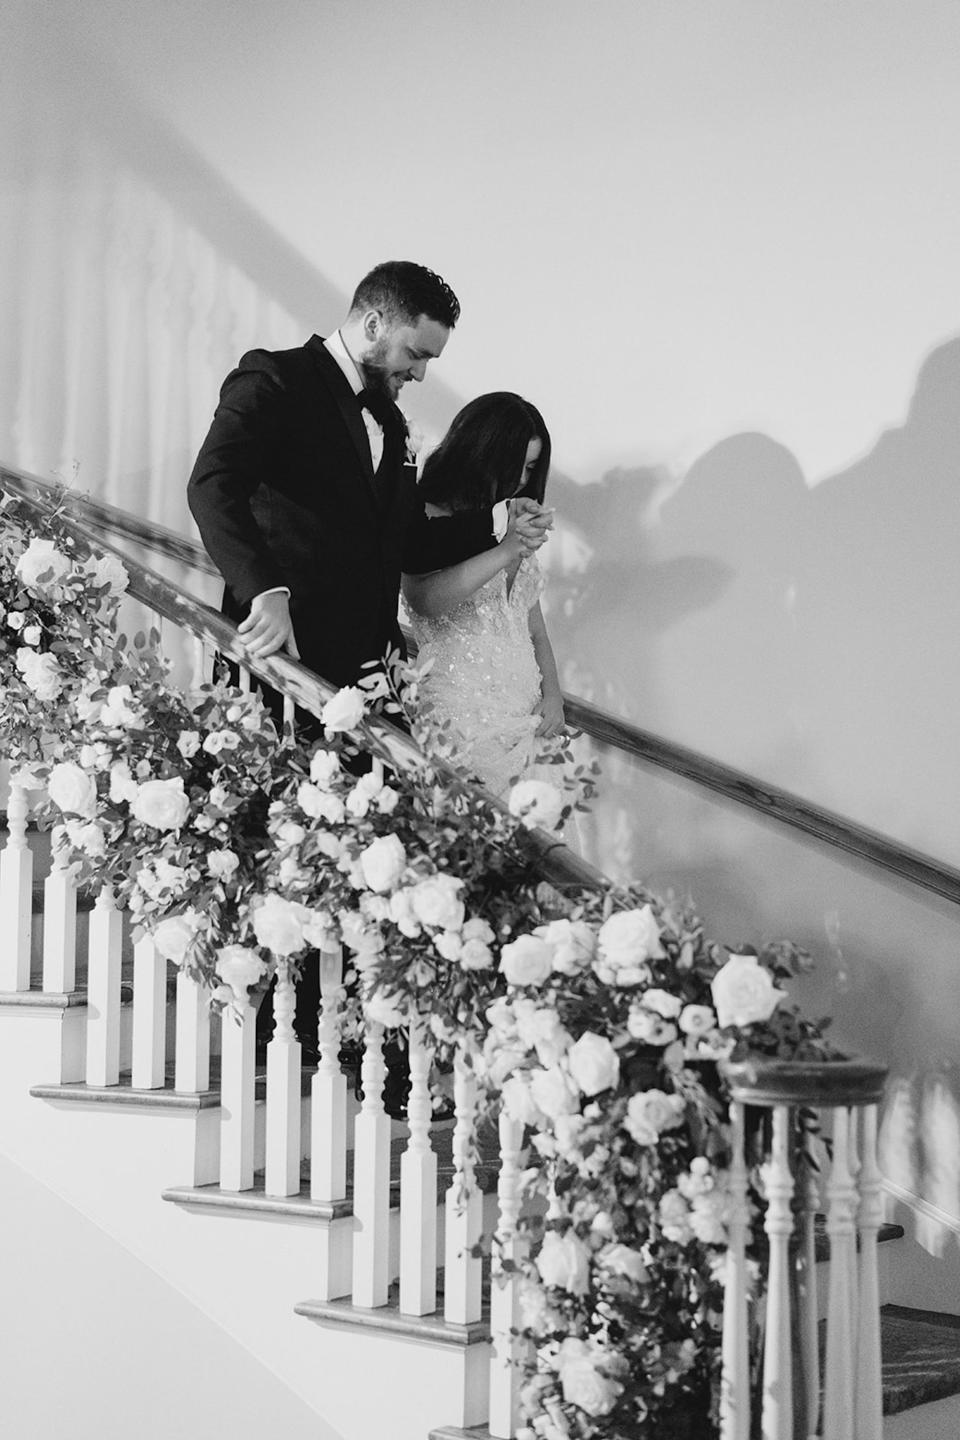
[2,816,960,1439]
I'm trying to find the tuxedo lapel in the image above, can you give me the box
[304,335,380,508]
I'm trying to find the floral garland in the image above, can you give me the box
[3,504,841,1439]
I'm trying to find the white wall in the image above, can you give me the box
[2,1,958,1229]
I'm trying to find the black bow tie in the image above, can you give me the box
[357,387,399,430]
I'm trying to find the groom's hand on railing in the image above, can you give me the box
[238,590,301,660]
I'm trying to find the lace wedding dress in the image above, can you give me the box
[404,549,545,798]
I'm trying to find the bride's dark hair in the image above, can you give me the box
[418,392,551,512]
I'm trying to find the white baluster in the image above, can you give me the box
[399,1017,438,1315]
[131,934,167,1088]
[721,1100,750,1440]
[848,1105,862,1347]
[265,960,302,1197]
[0,778,33,991]
[352,1017,392,1307]
[823,1107,858,1440]
[42,832,77,993]
[219,1000,257,1191]
[762,1105,795,1440]
[238,667,251,694]
[85,886,123,1086]
[281,694,296,735]
[855,1105,884,1440]
[174,969,211,1092]
[799,1124,822,1440]
[311,943,347,1202]
[191,636,209,690]
[444,1047,482,1325]
[488,1110,528,1437]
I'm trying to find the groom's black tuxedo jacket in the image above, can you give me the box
[188,335,418,690]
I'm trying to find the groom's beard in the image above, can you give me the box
[360,342,406,400]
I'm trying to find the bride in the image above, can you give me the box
[401,392,565,800]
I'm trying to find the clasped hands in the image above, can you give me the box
[506,496,554,556]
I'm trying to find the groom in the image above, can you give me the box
[188,259,460,688]
[188,261,460,1101]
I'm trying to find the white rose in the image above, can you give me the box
[363,990,407,1029]
[132,777,190,831]
[207,848,240,881]
[346,771,382,819]
[535,917,595,975]
[626,1007,678,1046]
[594,905,665,986]
[22,624,41,646]
[567,1031,620,1097]
[460,938,494,970]
[536,1230,590,1295]
[711,952,787,1029]
[47,761,98,818]
[500,1074,540,1126]
[252,893,307,956]
[658,1189,694,1244]
[297,781,345,825]
[152,910,203,963]
[486,996,516,1035]
[433,930,462,962]
[679,1003,717,1036]
[16,537,70,589]
[500,934,553,987]
[15,649,63,700]
[75,822,106,857]
[515,1004,571,1066]
[6,610,24,630]
[508,778,564,832]
[339,909,384,964]
[529,1065,579,1119]
[99,684,142,728]
[301,907,334,948]
[215,944,267,1000]
[641,987,682,1019]
[388,887,421,938]
[203,729,240,755]
[376,786,399,814]
[597,1243,649,1283]
[277,821,306,846]
[86,552,128,596]
[557,1339,622,1418]
[109,762,139,805]
[177,730,201,759]
[308,748,341,787]
[624,1088,686,1146]
[408,873,464,931]
[320,685,365,733]
[359,834,406,893]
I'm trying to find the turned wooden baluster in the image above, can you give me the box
[855,1105,884,1440]
[131,934,167,1088]
[823,1106,858,1440]
[174,968,211,1092]
[311,942,347,1203]
[352,1015,391,1307]
[488,1110,528,1438]
[444,1046,482,1325]
[219,998,257,1191]
[399,1016,438,1316]
[720,1098,751,1440]
[0,777,33,991]
[762,1105,795,1440]
[85,885,123,1086]
[798,1123,822,1440]
[265,959,302,1196]
[42,828,77,994]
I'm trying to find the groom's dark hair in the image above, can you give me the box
[419,392,551,512]
[349,261,460,329]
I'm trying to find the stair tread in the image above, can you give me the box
[881,1305,960,1415]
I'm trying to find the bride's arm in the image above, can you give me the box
[402,537,522,618]
[402,506,546,619]
[528,602,566,737]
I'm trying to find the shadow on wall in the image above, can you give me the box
[546,336,960,865]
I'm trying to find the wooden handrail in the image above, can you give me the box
[4,459,958,909]
[0,471,602,896]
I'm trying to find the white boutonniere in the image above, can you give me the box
[401,416,425,468]
[491,499,509,541]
